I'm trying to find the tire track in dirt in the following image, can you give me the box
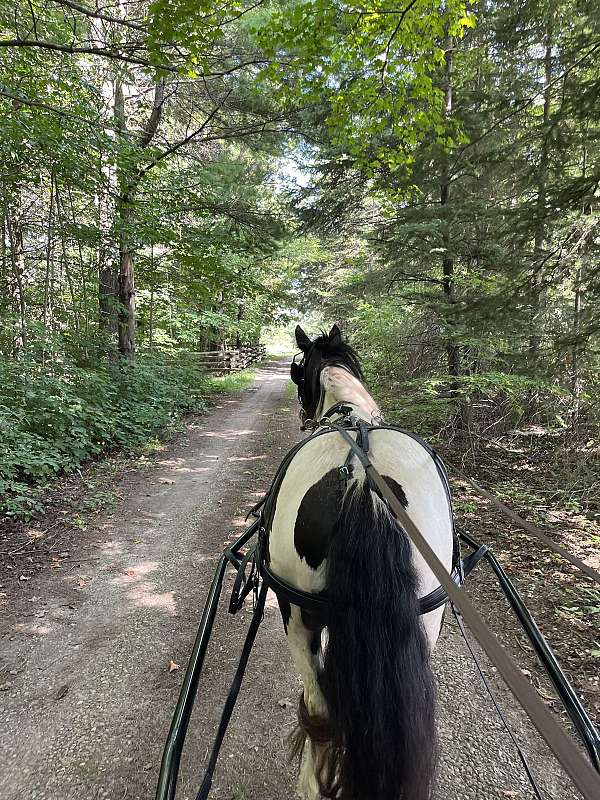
[0,361,580,800]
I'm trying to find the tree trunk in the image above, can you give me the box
[117,193,136,357]
[571,267,582,421]
[149,244,155,351]
[112,74,164,357]
[55,181,81,342]
[99,265,118,332]
[66,183,90,346]
[528,24,553,370]
[6,202,27,351]
[93,7,119,336]
[440,37,460,380]
[571,129,590,424]
[43,173,55,336]
[235,302,244,348]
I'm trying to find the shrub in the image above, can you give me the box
[0,350,209,518]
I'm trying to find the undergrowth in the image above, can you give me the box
[0,351,255,519]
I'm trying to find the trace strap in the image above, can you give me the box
[329,423,600,800]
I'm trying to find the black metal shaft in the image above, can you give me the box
[155,554,228,800]
[224,517,261,570]
[155,519,262,800]
[459,529,600,773]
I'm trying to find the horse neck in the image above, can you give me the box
[319,365,381,422]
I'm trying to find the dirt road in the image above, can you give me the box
[0,362,578,800]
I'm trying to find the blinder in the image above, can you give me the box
[290,346,317,415]
[290,352,304,386]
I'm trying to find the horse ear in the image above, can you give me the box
[295,324,311,352]
[329,323,342,343]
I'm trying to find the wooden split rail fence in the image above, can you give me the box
[193,344,266,373]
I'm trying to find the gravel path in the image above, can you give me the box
[0,361,579,800]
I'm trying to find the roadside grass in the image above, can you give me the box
[285,378,297,400]
[204,368,257,395]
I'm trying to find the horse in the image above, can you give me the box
[266,324,454,800]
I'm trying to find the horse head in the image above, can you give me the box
[290,324,364,423]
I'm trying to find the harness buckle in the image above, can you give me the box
[338,463,354,487]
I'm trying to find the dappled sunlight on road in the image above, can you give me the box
[229,516,250,529]
[156,457,188,467]
[14,621,52,636]
[110,560,177,616]
[228,454,266,462]
[99,539,126,555]
[161,465,212,475]
[126,584,176,614]
[111,560,160,586]
[198,428,257,440]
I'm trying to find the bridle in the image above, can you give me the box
[290,345,319,425]
[290,349,307,401]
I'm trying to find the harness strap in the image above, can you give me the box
[320,402,355,421]
[260,545,487,618]
[452,605,545,800]
[228,545,258,615]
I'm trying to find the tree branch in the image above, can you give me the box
[51,0,146,31]
[135,89,233,184]
[389,270,445,286]
[138,80,166,148]
[0,38,180,71]
[0,86,104,127]
[379,0,420,85]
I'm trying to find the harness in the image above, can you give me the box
[231,402,487,619]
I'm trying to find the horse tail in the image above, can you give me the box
[318,478,437,800]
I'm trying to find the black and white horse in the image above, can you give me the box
[268,324,453,800]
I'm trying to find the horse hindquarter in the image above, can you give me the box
[268,429,453,800]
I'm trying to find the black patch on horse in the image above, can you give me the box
[381,475,408,508]
[294,468,344,570]
[277,595,291,634]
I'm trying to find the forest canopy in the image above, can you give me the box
[0,0,599,515]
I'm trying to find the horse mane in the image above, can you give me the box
[312,330,365,382]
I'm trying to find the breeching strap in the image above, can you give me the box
[330,424,600,800]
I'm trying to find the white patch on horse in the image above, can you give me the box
[318,365,382,421]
